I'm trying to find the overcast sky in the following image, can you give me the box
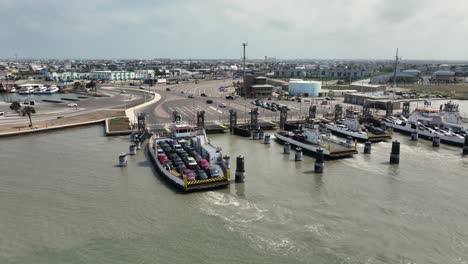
[1,0,467,60]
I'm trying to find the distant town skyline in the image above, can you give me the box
[1,0,467,60]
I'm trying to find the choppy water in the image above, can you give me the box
[1,126,468,264]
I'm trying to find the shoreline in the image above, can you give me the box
[0,89,161,138]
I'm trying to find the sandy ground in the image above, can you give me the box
[0,110,125,133]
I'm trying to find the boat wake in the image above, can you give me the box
[199,192,303,255]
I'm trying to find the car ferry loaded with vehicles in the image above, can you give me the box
[148,122,231,191]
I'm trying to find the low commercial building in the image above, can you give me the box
[241,75,274,98]
[431,70,456,83]
[344,93,400,110]
[288,80,321,96]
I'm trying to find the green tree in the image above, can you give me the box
[21,106,36,127]
[108,64,118,71]
[86,80,97,95]
[9,102,21,113]
[73,81,82,89]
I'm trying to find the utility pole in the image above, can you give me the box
[393,48,401,88]
[242,42,248,96]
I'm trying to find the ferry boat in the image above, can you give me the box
[44,85,59,94]
[381,106,467,146]
[32,85,47,94]
[274,123,358,159]
[17,84,34,94]
[324,117,391,142]
[148,122,231,191]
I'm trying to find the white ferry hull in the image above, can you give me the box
[381,120,465,146]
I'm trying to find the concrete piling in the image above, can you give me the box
[295,147,303,161]
[118,152,128,167]
[252,131,259,140]
[314,148,324,173]
[264,134,271,144]
[432,136,440,147]
[235,155,245,183]
[283,142,291,154]
[364,141,372,154]
[129,144,137,155]
[258,130,265,140]
[389,140,400,164]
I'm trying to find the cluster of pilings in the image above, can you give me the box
[282,142,324,173]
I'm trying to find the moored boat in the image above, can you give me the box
[381,110,466,146]
[274,123,358,159]
[324,117,391,142]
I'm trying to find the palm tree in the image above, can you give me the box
[9,102,21,113]
[21,106,36,127]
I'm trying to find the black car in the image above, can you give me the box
[196,170,208,180]
[166,88,171,91]
[176,163,187,173]
[225,95,235,100]
[207,166,221,178]
[200,93,207,97]
[206,99,213,104]
[163,160,174,170]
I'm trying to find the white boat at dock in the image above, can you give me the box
[324,117,391,142]
[381,103,468,146]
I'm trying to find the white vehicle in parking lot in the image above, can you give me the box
[219,103,226,108]
[67,103,78,107]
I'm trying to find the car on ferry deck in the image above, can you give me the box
[195,170,208,180]
[197,159,209,170]
[207,166,221,178]
[183,169,196,181]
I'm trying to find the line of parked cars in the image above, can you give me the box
[251,99,289,112]
[156,140,221,181]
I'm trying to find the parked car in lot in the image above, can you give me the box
[166,88,171,91]
[225,95,235,100]
[219,103,226,108]
[188,94,194,98]
[206,99,213,104]
[67,103,77,107]
[200,93,207,97]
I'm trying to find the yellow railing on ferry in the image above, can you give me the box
[186,176,229,186]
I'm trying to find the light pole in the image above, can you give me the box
[242,42,248,96]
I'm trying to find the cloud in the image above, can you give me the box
[0,0,467,60]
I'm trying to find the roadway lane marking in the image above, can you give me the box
[208,106,223,114]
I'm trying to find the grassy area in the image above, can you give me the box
[108,116,131,131]
[405,84,468,99]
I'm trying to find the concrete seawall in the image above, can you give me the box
[0,119,106,138]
